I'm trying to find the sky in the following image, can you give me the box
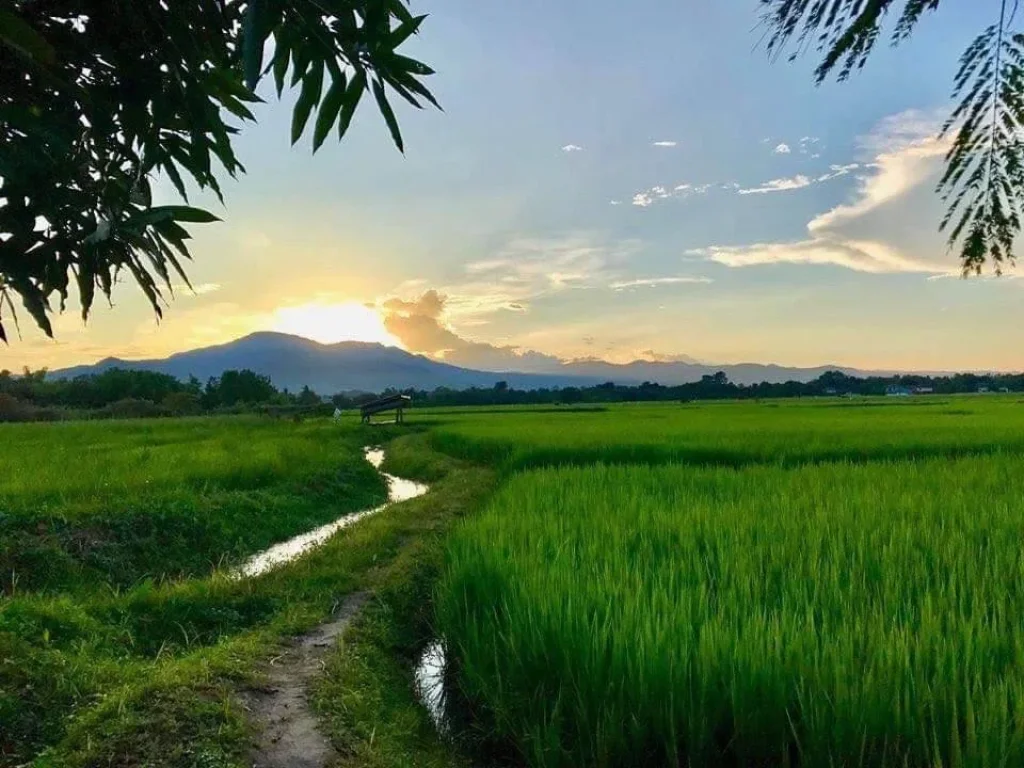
[5,0,1024,374]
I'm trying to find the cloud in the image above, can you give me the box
[379,236,715,370]
[738,175,813,195]
[696,239,936,274]
[637,349,701,364]
[380,289,565,372]
[652,140,678,147]
[429,235,644,328]
[172,282,222,296]
[562,144,584,152]
[774,143,791,154]
[798,136,821,155]
[609,276,713,289]
[630,182,713,208]
[737,164,859,195]
[691,110,954,275]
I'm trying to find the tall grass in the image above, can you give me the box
[0,415,390,765]
[437,456,1024,767]
[426,397,1024,469]
[0,417,387,593]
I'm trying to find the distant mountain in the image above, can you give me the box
[51,332,889,393]
[51,332,604,393]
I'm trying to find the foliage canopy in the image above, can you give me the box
[0,1,437,341]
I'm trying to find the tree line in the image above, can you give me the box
[2,366,1021,423]
[335,370,1023,409]
[0,367,322,422]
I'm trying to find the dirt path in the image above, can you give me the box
[243,592,368,768]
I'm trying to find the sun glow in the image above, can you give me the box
[270,302,401,346]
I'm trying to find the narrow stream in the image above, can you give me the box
[238,447,429,578]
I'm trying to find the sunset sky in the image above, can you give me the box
[5,0,1023,374]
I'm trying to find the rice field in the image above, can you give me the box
[426,397,1024,469]
[433,397,1024,767]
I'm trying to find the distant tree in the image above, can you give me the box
[206,369,277,406]
[162,391,202,416]
[296,385,321,406]
[0,2,438,341]
[494,380,509,392]
[762,0,1024,275]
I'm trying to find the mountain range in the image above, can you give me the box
[51,332,888,393]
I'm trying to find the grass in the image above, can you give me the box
[431,400,1024,767]
[0,416,406,766]
[11,398,1024,767]
[311,433,497,768]
[424,396,1024,470]
[0,417,387,594]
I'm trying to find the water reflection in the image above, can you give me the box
[238,447,428,578]
[415,639,449,734]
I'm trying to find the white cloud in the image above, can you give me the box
[798,136,821,155]
[809,126,945,233]
[453,235,641,317]
[610,276,713,289]
[774,143,791,154]
[736,164,859,195]
[652,140,678,147]
[692,110,955,275]
[172,282,222,296]
[695,239,935,274]
[738,174,812,195]
[629,182,713,208]
[609,200,622,206]
[561,144,584,152]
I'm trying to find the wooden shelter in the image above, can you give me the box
[360,394,411,424]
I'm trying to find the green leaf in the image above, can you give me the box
[272,34,291,97]
[0,10,57,66]
[390,15,426,48]
[156,206,221,224]
[338,70,367,139]
[372,79,403,153]
[291,68,322,145]
[242,0,264,91]
[313,74,347,152]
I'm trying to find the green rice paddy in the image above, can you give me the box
[6,397,1024,767]
[433,397,1024,766]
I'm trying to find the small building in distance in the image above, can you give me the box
[885,385,913,397]
[912,386,934,395]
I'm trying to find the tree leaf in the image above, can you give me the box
[372,79,403,152]
[291,67,322,144]
[313,73,347,151]
[338,70,367,139]
[242,0,264,91]
[0,9,57,66]
[390,15,426,48]
[156,206,221,224]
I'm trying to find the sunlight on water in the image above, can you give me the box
[415,639,449,735]
[238,447,428,578]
